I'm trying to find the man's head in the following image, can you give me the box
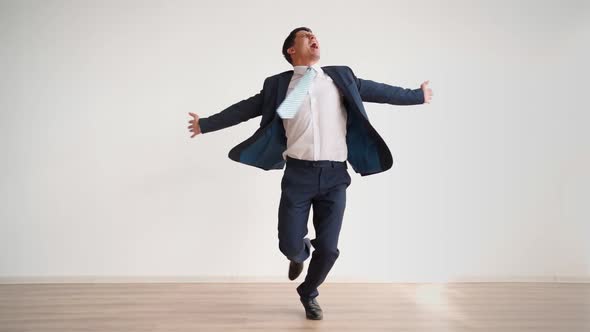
[282,27,320,66]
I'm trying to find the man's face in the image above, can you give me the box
[289,30,320,63]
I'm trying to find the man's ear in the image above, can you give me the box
[287,47,295,55]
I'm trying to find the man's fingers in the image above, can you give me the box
[423,83,433,104]
[187,113,200,138]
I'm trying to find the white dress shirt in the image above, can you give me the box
[281,62,348,162]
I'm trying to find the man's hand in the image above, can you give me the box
[188,112,202,138]
[421,81,433,104]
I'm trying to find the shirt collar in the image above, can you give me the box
[293,62,323,76]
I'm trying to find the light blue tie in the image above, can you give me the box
[277,67,317,119]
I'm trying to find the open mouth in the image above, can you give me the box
[310,42,319,49]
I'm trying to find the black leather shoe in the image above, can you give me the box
[288,260,303,280]
[300,297,323,320]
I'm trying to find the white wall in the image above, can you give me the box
[1,0,588,282]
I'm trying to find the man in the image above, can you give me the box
[187,27,433,320]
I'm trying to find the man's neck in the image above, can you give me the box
[292,59,319,67]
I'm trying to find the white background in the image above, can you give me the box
[1,0,588,282]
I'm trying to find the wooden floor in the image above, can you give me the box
[0,282,588,331]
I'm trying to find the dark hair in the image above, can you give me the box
[282,27,312,65]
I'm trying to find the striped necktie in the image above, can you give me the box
[276,67,317,119]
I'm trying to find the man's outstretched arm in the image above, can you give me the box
[348,67,432,105]
[196,91,264,134]
[188,80,266,137]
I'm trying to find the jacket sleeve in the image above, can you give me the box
[198,80,266,134]
[348,67,424,105]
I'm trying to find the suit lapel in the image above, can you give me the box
[322,66,357,121]
[321,66,347,95]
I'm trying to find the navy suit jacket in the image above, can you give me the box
[199,65,424,176]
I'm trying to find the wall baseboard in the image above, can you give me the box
[1,275,589,284]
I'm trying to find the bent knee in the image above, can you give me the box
[315,246,340,260]
[279,241,303,259]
